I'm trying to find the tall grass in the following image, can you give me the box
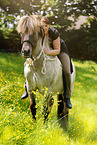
[0,52,97,145]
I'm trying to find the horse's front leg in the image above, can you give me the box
[29,92,36,120]
[43,94,54,121]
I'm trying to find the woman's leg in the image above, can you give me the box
[58,52,72,108]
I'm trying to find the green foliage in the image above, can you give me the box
[0,0,97,60]
[0,27,21,52]
[0,17,97,61]
[0,0,32,14]
[0,0,96,28]
[0,52,97,144]
[59,17,97,61]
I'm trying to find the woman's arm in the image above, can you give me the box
[43,37,60,56]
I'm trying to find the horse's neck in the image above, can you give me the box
[32,36,56,65]
[43,36,50,50]
[32,38,42,58]
[32,36,50,58]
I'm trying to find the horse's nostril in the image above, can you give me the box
[28,49,30,53]
[21,50,24,53]
[21,49,30,57]
[22,50,28,53]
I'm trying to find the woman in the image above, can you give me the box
[21,16,72,109]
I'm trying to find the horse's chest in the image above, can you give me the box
[24,59,63,93]
[25,65,53,85]
[33,72,54,88]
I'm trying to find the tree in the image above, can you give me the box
[0,0,97,60]
[0,0,97,29]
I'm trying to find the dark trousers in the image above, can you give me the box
[58,52,71,98]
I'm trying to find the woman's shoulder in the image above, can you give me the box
[49,27,60,40]
[49,27,59,33]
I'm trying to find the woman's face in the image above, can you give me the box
[41,21,50,35]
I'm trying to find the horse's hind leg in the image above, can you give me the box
[43,95,54,121]
[58,94,69,130]
[29,93,36,120]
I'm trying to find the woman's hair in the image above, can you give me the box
[41,16,50,24]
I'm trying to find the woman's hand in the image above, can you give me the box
[43,47,60,56]
[43,37,60,56]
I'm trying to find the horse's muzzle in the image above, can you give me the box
[21,49,30,58]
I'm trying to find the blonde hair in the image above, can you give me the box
[41,16,50,24]
[17,15,41,35]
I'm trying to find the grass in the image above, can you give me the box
[0,52,97,145]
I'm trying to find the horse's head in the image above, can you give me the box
[17,15,41,58]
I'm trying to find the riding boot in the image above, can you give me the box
[21,84,28,99]
[64,73,72,109]
[66,98,72,109]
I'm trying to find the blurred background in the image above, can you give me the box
[0,0,97,61]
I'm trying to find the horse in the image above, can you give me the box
[17,15,75,126]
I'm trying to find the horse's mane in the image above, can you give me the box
[17,15,41,35]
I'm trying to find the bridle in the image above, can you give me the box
[21,27,45,61]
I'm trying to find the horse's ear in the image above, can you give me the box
[25,11,31,16]
[31,15,42,21]
[20,11,31,17]
[20,12,23,18]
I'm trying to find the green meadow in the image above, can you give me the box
[0,52,97,145]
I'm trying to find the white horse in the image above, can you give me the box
[17,15,75,123]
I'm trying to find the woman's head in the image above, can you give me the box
[41,16,50,35]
